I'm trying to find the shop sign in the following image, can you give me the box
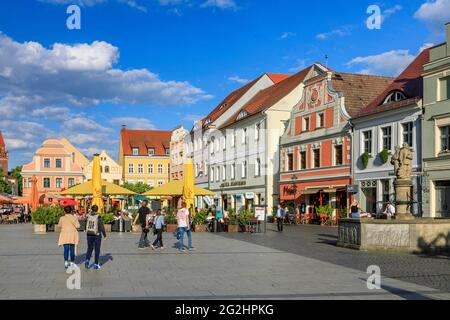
[346,185,359,193]
[245,192,255,199]
[254,206,266,221]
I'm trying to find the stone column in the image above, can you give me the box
[394,179,414,220]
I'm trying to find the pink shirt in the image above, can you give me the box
[177,208,189,228]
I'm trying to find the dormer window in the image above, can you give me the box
[219,103,228,110]
[204,118,213,126]
[383,91,406,104]
[148,148,155,156]
[132,148,139,156]
[237,110,248,120]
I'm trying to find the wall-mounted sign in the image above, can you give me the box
[346,185,359,193]
[245,192,255,199]
[220,181,247,188]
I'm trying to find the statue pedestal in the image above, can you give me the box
[394,179,414,221]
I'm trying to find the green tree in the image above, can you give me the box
[10,166,23,196]
[122,182,152,194]
[0,168,11,194]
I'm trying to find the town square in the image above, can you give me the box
[1,0,450,306]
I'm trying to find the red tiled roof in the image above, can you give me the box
[120,128,171,156]
[196,73,290,130]
[355,49,430,118]
[220,67,312,129]
[331,72,394,118]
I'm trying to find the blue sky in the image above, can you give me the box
[0,0,449,168]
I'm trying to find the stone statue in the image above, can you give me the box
[391,146,400,176]
[397,143,413,180]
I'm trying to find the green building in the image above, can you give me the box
[422,23,450,217]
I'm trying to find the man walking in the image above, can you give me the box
[177,201,195,252]
[85,205,107,270]
[134,200,151,249]
[276,204,285,232]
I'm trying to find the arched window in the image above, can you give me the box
[383,91,406,104]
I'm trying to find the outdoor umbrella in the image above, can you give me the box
[91,154,104,212]
[60,181,137,196]
[0,194,13,204]
[142,180,215,197]
[183,158,195,214]
[30,175,39,212]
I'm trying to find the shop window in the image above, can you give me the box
[440,125,450,153]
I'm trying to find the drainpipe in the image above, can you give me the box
[348,120,355,218]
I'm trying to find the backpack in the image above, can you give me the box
[86,214,99,236]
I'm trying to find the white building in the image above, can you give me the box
[170,125,188,181]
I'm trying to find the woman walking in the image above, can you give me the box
[58,206,80,269]
[151,209,165,250]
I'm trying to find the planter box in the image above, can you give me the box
[166,224,178,233]
[34,224,46,234]
[194,224,206,232]
[227,225,238,233]
[132,224,142,233]
[104,224,112,233]
[46,224,55,232]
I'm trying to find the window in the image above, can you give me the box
[128,164,134,174]
[237,110,248,120]
[44,158,51,168]
[381,126,392,151]
[231,131,236,147]
[43,178,51,188]
[313,149,320,168]
[215,167,220,182]
[299,151,307,170]
[210,167,214,181]
[158,180,164,187]
[255,159,261,177]
[440,125,450,152]
[241,161,247,178]
[222,136,226,150]
[231,163,236,180]
[148,164,154,173]
[113,180,120,185]
[148,180,155,187]
[242,128,247,144]
[317,113,325,128]
[222,165,226,181]
[158,164,163,174]
[384,91,406,104]
[402,122,413,147]
[56,178,63,188]
[215,138,220,152]
[68,178,75,188]
[100,166,103,173]
[287,153,294,171]
[138,164,144,174]
[132,148,139,156]
[255,123,261,141]
[147,148,155,155]
[363,130,373,154]
[335,145,343,166]
[55,159,62,168]
[210,137,215,154]
[303,117,310,132]
[104,166,110,173]
[439,76,450,101]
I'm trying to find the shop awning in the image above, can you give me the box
[323,188,337,193]
[300,189,322,195]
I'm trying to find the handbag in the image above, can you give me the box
[143,227,150,234]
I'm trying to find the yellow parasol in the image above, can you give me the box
[183,158,195,215]
[91,154,103,212]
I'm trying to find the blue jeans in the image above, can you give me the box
[63,244,75,262]
[352,211,360,218]
[179,227,193,249]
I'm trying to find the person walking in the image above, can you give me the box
[151,209,165,250]
[85,205,107,270]
[177,202,195,252]
[58,206,80,269]
[276,204,285,232]
[134,200,151,249]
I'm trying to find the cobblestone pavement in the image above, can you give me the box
[1,224,450,300]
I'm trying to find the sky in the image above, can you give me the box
[0,0,449,168]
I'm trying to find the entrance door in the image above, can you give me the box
[436,181,450,218]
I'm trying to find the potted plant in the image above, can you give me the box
[100,213,115,233]
[238,209,252,232]
[165,208,178,233]
[361,151,372,169]
[192,209,207,232]
[227,209,238,233]
[379,149,390,165]
[31,206,46,234]
[316,204,334,225]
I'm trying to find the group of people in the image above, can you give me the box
[0,204,30,223]
[206,205,225,232]
[349,199,396,219]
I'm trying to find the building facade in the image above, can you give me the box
[83,150,123,185]
[279,68,392,217]
[352,49,429,216]
[21,139,84,202]
[422,23,450,218]
[208,66,317,214]
[170,126,188,181]
[185,73,290,209]
[119,127,171,187]
[0,131,8,175]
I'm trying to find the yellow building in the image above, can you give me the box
[119,126,171,187]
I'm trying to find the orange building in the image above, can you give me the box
[21,139,84,204]
[279,67,392,217]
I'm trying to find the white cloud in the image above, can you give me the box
[279,32,296,40]
[228,75,249,84]
[347,50,415,76]
[419,42,435,52]
[201,0,238,10]
[415,0,450,32]
[63,117,111,132]
[110,117,156,130]
[382,5,402,22]
[289,58,309,72]
[316,26,353,40]
[31,106,71,121]
[181,114,203,122]
[40,0,147,11]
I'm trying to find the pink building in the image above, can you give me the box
[22,139,84,203]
